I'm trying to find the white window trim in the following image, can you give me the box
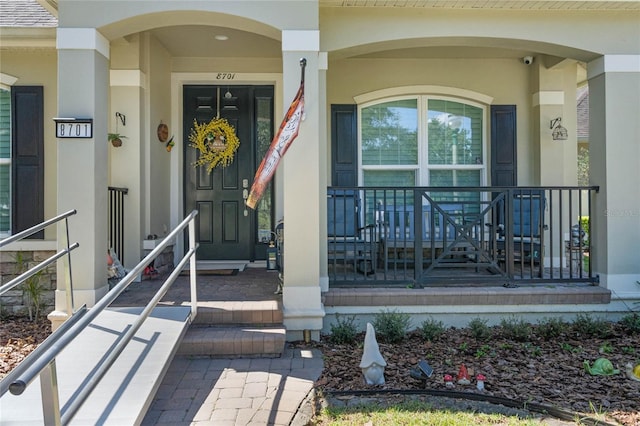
[0,85,12,238]
[358,92,488,187]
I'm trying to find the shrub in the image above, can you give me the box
[572,313,612,338]
[468,317,492,341]
[372,309,411,343]
[420,317,445,341]
[14,252,46,322]
[620,313,640,335]
[536,317,568,340]
[329,314,359,344]
[500,315,532,342]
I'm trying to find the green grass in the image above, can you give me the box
[315,400,552,425]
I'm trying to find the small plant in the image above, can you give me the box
[622,346,636,355]
[108,133,127,147]
[560,342,582,353]
[523,343,542,357]
[500,315,532,342]
[572,313,612,338]
[475,344,493,358]
[14,252,47,322]
[536,316,568,340]
[372,309,411,343]
[620,313,640,335]
[468,317,492,341]
[419,317,445,341]
[599,342,614,354]
[329,314,358,344]
[458,342,469,352]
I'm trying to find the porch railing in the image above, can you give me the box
[327,186,598,287]
[108,186,128,261]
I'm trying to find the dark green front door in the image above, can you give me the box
[183,85,274,260]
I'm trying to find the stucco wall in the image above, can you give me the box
[0,49,58,240]
[326,57,537,184]
[147,34,173,238]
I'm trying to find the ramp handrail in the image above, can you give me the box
[0,209,199,426]
[0,210,78,316]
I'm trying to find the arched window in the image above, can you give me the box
[359,95,486,188]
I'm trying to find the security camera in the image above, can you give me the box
[523,56,534,65]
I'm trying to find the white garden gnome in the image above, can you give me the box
[360,322,387,385]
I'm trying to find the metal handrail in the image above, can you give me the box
[0,209,199,425]
[0,242,79,296]
[0,210,78,312]
[0,305,88,397]
[0,209,76,248]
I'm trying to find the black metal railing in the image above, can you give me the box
[327,186,598,287]
[108,186,128,261]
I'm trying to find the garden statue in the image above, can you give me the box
[457,364,471,385]
[583,358,619,376]
[625,362,640,381]
[476,374,486,391]
[360,322,387,385]
[444,374,454,388]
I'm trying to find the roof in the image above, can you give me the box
[577,85,589,141]
[0,0,57,28]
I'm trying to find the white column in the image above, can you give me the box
[588,55,640,298]
[109,70,146,271]
[281,30,325,341]
[49,28,110,329]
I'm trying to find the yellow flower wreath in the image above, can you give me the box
[189,118,240,173]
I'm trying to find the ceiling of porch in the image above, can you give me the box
[147,24,558,63]
[148,25,281,58]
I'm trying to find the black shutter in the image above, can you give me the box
[330,104,357,187]
[11,86,44,238]
[490,105,517,186]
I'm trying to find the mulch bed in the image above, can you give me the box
[301,323,640,426]
[2,316,639,425]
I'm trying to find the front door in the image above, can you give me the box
[183,85,274,261]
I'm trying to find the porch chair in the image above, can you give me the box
[496,191,546,265]
[327,189,377,274]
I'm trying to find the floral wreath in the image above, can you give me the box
[189,117,240,173]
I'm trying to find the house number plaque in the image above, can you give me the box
[54,118,93,138]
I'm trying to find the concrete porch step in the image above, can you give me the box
[177,325,286,357]
[193,300,283,326]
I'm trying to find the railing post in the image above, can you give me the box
[188,216,198,319]
[414,189,423,286]
[62,216,75,315]
[40,360,61,426]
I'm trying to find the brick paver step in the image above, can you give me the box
[178,325,286,357]
[193,300,283,326]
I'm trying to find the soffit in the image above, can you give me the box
[319,0,640,10]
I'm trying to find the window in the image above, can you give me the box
[360,96,486,190]
[0,88,10,237]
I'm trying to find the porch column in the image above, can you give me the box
[49,28,110,329]
[281,31,325,341]
[109,70,146,271]
[588,55,640,298]
[532,60,579,267]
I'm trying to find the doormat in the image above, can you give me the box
[180,269,238,276]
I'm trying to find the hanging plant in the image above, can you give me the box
[189,117,240,173]
[108,133,127,147]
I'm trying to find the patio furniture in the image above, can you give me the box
[327,189,377,274]
[496,191,546,265]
